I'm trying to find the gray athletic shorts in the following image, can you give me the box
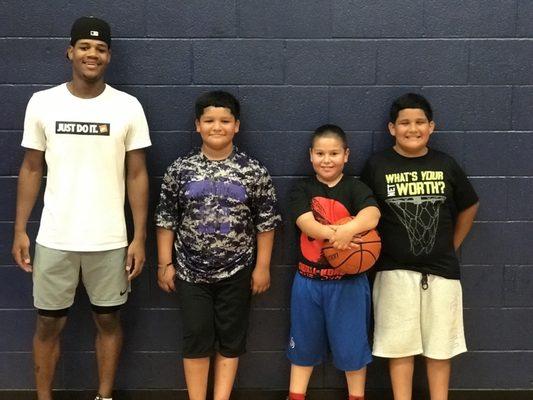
[33,244,129,310]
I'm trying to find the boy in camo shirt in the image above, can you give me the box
[155,91,281,400]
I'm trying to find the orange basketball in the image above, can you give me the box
[322,217,381,274]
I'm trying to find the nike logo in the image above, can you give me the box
[120,288,128,296]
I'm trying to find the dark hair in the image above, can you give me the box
[311,124,348,149]
[389,93,433,123]
[195,91,240,120]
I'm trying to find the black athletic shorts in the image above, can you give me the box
[178,266,253,358]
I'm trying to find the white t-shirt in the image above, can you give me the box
[22,83,151,251]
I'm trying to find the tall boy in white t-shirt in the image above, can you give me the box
[11,17,151,400]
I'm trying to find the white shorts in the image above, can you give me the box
[372,269,466,360]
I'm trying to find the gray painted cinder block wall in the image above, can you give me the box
[1,0,532,392]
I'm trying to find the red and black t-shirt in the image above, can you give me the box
[289,175,378,280]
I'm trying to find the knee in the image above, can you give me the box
[93,311,121,335]
[35,315,66,342]
[425,357,451,369]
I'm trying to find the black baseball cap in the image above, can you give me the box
[70,16,111,48]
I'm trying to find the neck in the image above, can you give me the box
[393,145,429,158]
[317,173,343,187]
[67,77,106,99]
[201,144,233,161]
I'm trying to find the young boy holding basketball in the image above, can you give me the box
[155,90,281,400]
[361,93,479,400]
[287,124,381,400]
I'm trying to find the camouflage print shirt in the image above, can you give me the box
[155,147,281,283]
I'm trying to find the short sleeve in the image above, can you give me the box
[359,159,374,190]
[351,180,379,214]
[155,162,181,230]
[125,98,151,151]
[250,167,282,232]
[21,94,46,151]
[450,158,479,211]
[288,180,312,223]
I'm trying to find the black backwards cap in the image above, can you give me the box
[70,16,111,48]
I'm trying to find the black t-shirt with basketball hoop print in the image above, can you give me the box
[289,175,378,280]
[361,148,478,279]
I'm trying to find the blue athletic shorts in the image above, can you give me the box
[287,272,372,371]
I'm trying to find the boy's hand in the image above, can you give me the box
[330,224,356,250]
[126,238,146,281]
[325,225,339,242]
[251,267,270,295]
[157,264,176,293]
[12,231,32,272]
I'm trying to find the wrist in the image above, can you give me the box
[158,261,173,269]
[14,223,28,234]
[325,225,336,240]
[254,262,270,271]
[132,234,147,242]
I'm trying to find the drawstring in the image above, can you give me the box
[421,273,429,290]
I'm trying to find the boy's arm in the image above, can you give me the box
[295,212,337,241]
[330,206,381,250]
[453,201,479,250]
[156,227,176,292]
[125,149,149,281]
[12,149,44,272]
[251,230,275,295]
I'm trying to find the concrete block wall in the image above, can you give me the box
[1,0,532,392]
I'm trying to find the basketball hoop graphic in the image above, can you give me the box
[385,195,446,255]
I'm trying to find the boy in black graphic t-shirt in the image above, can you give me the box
[361,93,479,400]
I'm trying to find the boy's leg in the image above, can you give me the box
[372,271,423,400]
[183,357,210,400]
[389,356,414,400]
[82,248,128,398]
[345,367,366,398]
[213,353,239,400]
[426,358,450,400]
[325,276,371,398]
[92,310,123,398]
[420,276,464,400]
[289,364,314,396]
[179,278,216,400]
[34,313,68,400]
[213,267,253,399]
[32,245,80,400]
[287,274,327,398]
